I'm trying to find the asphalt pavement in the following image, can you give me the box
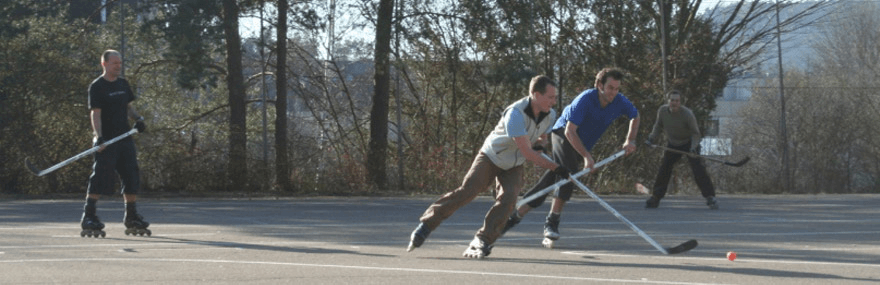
[1,194,879,284]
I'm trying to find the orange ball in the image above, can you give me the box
[726,251,737,261]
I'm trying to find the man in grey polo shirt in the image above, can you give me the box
[645,90,718,209]
[406,75,569,259]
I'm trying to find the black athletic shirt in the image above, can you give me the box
[88,76,136,139]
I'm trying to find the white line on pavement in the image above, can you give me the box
[561,251,880,268]
[0,257,731,285]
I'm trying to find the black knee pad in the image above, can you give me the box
[527,194,548,209]
[556,185,574,201]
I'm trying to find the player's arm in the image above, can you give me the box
[533,133,550,151]
[90,108,106,151]
[622,116,639,155]
[127,103,143,122]
[686,112,701,152]
[515,135,557,170]
[647,108,663,145]
[563,121,594,170]
[91,109,102,138]
[128,103,146,133]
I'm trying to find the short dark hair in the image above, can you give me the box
[594,67,625,87]
[666,90,682,99]
[530,75,557,95]
[102,50,121,62]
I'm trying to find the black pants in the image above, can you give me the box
[87,138,141,196]
[651,142,715,198]
[522,130,582,209]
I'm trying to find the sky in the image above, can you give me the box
[239,9,271,40]
[239,0,738,39]
[238,2,372,59]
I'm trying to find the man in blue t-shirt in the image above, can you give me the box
[80,50,151,238]
[502,68,640,247]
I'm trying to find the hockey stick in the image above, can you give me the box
[25,128,139,176]
[647,143,749,167]
[568,177,698,255]
[516,150,626,208]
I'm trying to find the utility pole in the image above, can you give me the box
[394,0,404,190]
[260,2,269,190]
[659,0,668,93]
[120,0,125,76]
[318,0,337,191]
[775,0,790,192]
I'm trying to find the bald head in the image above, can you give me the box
[101,50,122,80]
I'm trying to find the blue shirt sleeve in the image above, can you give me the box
[618,94,639,119]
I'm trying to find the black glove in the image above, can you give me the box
[532,145,545,152]
[134,120,146,133]
[93,136,106,147]
[552,165,571,179]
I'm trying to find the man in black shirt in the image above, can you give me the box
[81,49,151,237]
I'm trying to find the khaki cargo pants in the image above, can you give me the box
[419,152,523,245]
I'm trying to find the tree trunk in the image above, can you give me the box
[275,0,290,191]
[367,0,394,189]
[223,0,248,191]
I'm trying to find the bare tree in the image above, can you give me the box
[811,1,880,192]
[724,1,879,193]
[222,0,249,191]
[367,0,394,189]
[275,0,291,191]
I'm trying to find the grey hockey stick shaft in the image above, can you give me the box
[25,128,139,176]
[568,177,697,255]
[516,150,625,208]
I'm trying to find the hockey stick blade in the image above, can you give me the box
[24,157,43,176]
[724,156,750,167]
[568,177,698,255]
[665,239,698,254]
